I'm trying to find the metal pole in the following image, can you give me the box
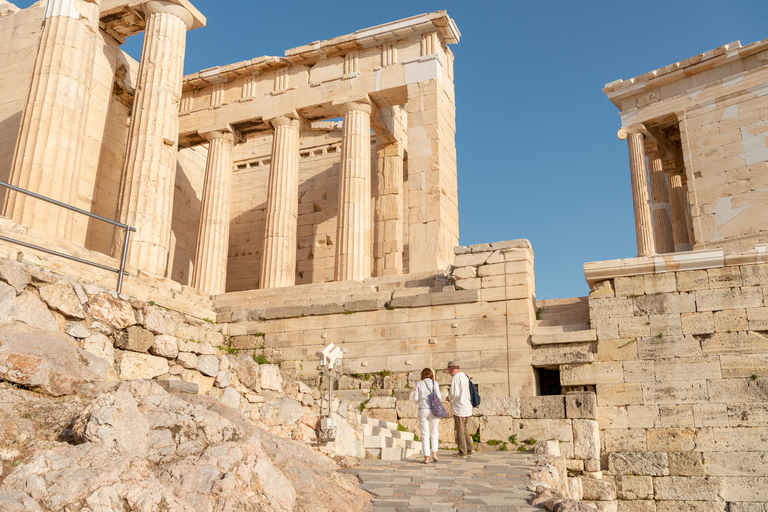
[117,227,132,295]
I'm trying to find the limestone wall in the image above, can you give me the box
[581,251,768,507]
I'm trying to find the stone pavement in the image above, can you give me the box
[344,451,547,511]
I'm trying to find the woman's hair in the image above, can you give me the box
[420,368,434,380]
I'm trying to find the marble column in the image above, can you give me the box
[664,158,692,252]
[335,101,373,281]
[114,0,193,275]
[3,0,102,238]
[647,144,674,254]
[618,125,655,257]
[191,130,234,295]
[260,116,300,288]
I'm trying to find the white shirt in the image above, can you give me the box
[448,371,473,417]
[414,379,442,410]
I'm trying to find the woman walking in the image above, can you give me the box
[414,368,442,464]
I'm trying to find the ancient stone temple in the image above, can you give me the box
[1,0,768,508]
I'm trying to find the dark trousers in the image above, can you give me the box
[453,415,474,455]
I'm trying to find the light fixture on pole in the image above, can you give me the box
[317,342,343,441]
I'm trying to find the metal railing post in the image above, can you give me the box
[0,181,136,293]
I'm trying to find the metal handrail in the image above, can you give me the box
[0,181,136,294]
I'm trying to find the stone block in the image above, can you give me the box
[365,408,397,423]
[680,312,714,334]
[727,402,768,427]
[668,452,705,477]
[514,419,573,442]
[658,405,695,428]
[641,381,709,404]
[655,502,726,512]
[634,293,695,315]
[590,298,634,319]
[747,306,768,330]
[603,428,647,452]
[596,383,643,406]
[652,476,725,501]
[707,378,768,404]
[177,352,197,370]
[39,282,86,319]
[616,475,653,500]
[676,270,708,292]
[561,362,623,386]
[150,334,178,359]
[395,400,417,419]
[713,308,748,331]
[608,452,669,476]
[702,451,768,477]
[701,331,768,356]
[617,501,656,512]
[645,273,677,294]
[623,360,654,382]
[707,266,743,288]
[88,292,137,329]
[741,263,768,286]
[196,354,220,377]
[615,276,645,298]
[454,252,490,267]
[566,392,597,419]
[597,406,629,429]
[618,316,651,338]
[636,336,702,360]
[721,476,768,502]
[572,419,600,459]
[585,458,600,472]
[696,287,763,312]
[474,397,521,417]
[116,351,169,380]
[581,476,617,500]
[520,396,565,419]
[627,405,659,428]
[693,403,729,427]
[649,314,682,337]
[591,280,615,299]
[453,266,477,279]
[654,357,721,382]
[115,326,154,353]
[155,379,198,394]
[365,396,396,409]
[479,416,515,443]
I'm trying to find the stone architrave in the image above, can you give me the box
[191,129,235,295]
[3,0,103,238]
[646,144,674,254]
[663,158,692,252]
[618,124,655,257]
[335,101,373,282]
[261,116,300,289]
[114,0,195,276]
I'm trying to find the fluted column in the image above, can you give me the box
[664,159,692,252]
[335,101,373,281]
[3,0,102,238]
[618,125,655,257]
[191,130,234,295]
[260,116,300,288]
[113,1,193,275]
[647,144,674,254]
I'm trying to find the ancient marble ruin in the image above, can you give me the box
[1,0,768,509]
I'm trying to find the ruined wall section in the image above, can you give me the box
[579,253,768,506]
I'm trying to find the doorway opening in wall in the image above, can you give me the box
[534,367,561,396]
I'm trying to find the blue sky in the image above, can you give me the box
[13,0,768,299]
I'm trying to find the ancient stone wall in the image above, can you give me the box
[579,252,768,507]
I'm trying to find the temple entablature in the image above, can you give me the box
[100,0,205,41]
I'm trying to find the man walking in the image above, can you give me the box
[446,361,474,457]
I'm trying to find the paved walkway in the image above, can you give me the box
[344,451,547,512]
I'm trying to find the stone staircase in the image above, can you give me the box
[359,415,421,460]
[531,296,596,346]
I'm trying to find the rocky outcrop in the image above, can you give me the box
[0,380,371,511]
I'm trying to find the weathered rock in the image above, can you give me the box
[521,395,565,419]
[81,332,115,366]
[581,476,616,501]
[573,419,600,459]
[89,292,136,329]
[366,396,395,409]
[0,262,29,292]
[143,306,172,334]
[115,325,154,353]
[4,291,58,331]
[64,322,90,338]
[197,354,220,377]
[220,386,241,409]
[608,452,669,476]
[150,334,179,359]
[566,392,597,419]
[0,323,114,395]
[177,351,198,369]
[38,282,86,319]
[115,351,169,380]
[0,489,44,512]
[260,398,305,427]
[215,369,233,387]
[259,364,283,392]
[474,397,521,417]
[231,355,259,388]
[181,369,214,395]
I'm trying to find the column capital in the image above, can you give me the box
[646,142,663,158]
[339,100,374,116]
[198,124,244,144]
[200,130,234,143]
[269,116,301,130]
[617,123,649,141]
[143,0,195,30]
